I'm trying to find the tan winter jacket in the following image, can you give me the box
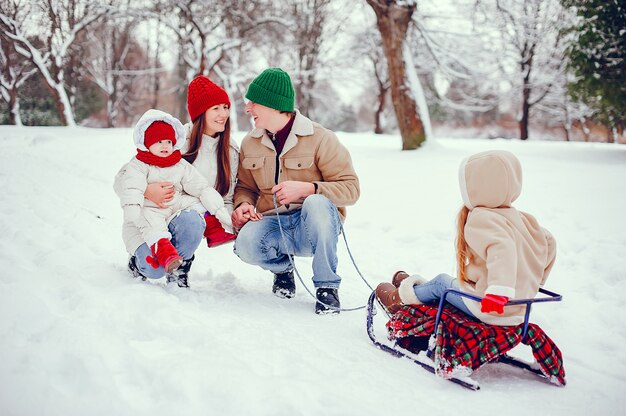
[234,110,360,221]
[459,150,556,326]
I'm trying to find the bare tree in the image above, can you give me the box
[0,29,36,125]
[155,0,291,123]
[212,0,289,131]
[365,0,426,150]
[349,25,390,134]
[82,17,147,127]
[475,0,572,140]
[286,0,331,117]
[0,0,113,126]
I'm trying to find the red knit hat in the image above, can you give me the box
[187,75,231,121]
[144,121,176,149]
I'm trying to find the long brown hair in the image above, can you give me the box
[183,115,232,196]
[456,205,471,284]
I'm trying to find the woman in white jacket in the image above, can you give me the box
[138,76,239,285]
[115,109,233,287]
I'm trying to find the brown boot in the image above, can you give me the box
[392,271,410,288]
[375,282,403,314]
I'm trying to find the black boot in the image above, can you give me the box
[166,255,194,288]
[128,256,146,281]
[315,288,340,315]
[272,270,296,298]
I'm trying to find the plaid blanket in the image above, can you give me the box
[387,304,566,386]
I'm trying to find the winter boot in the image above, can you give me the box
[204,214,237,248]
[146,238,183,273]
[315,288,340,315]
[128,256,146,281]
[392,271,410,287]
[375,282,403,314]
[166,255,194,288]
[272,270,296,299]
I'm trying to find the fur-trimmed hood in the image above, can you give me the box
[459,150,522,209]
[133,109,186,151]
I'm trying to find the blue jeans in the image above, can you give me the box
[413,273,476,318]
[133,209,205,279]
[234,194,342,289]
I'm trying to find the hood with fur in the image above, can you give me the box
[133,109,186,152]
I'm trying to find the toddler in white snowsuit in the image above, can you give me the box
[118,109,232,272]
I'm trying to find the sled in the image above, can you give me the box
[366,287,565,390]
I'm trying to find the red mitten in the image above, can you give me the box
[203,213,220,238]
[480,294,509,314]
[204,213,237,248]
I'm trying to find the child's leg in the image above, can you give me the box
[139,207,173,247]
[132,210,204,279]
[133,243,165,279]
[169,209,205,259]
[413,273,476,317]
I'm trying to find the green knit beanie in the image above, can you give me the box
[245,68,295,112]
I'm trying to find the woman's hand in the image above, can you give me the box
[145,182,175,208]
[232,203,262,229]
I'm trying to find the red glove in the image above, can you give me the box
[480,294,509,314]
[204,213,236,248]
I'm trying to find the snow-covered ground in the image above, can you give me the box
[0,126,625,415]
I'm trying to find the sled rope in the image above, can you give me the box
[272,195,374,312]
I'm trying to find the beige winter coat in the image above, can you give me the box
[458,150,556,326]
[234,110,359,220]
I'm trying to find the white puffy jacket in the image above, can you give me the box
[114,110,233,255]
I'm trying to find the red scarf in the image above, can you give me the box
[136,149,182,167]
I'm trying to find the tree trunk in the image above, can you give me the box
[519,52,531,140]
[374,78,386,134]
[366,0,426,150]
[7,87,21,125]
[177,52,188,122]
[562,100,570,141]
[607,128,614,144]
[520,84,530,140]
[43,81,72,126]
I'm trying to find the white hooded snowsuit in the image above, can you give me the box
[114,109,232,253]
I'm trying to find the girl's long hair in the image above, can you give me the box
[456,205,471,284]
[183,115,231,196]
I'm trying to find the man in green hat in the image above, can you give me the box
[232,67,360,314]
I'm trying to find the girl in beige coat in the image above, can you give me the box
[376,150,556,326]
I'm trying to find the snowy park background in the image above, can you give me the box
[0,125,625,415]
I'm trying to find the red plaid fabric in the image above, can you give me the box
[387,304,566,386]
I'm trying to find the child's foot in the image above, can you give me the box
[375,282,403,314]
[146,238,182,273]
[392,271,410,287]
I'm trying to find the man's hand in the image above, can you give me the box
[232,203,262,229]
[271,181,315,205]
[144,182,175,208]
